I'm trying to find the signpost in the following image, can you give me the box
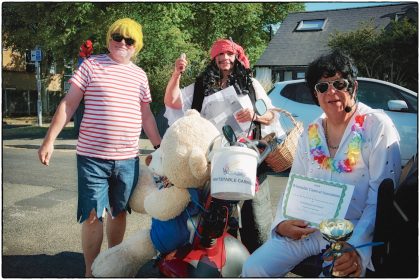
[32,47,42,126]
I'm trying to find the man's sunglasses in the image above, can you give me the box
[315,79,349,94]
[111,33,135,46]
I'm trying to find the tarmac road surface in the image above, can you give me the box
[2,139,289,277]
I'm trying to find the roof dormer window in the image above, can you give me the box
[395,12,404,21]
[295,19,327,31]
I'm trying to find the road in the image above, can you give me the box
[2,145,289,277]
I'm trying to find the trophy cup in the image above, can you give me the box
[319,218,354,277]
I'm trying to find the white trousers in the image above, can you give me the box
[242,230,329,277]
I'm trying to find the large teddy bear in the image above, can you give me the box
[91,109,220,277]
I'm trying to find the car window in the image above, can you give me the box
[267,86,278,96]
[398,90,418,112]
[357,81,416,112]
[280,83,315,105]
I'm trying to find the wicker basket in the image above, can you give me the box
[263,108,304,172]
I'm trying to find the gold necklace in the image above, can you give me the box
[325,120,339,149]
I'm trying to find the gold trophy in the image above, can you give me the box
[319,218,354,277]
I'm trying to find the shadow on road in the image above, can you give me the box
[3,252,163,278]
[2,251,84,277]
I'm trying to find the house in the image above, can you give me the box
[255,2,418,85]
[2,48,64,117]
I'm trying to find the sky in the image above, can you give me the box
[305,1,399,11]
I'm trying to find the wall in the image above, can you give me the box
[2,48,64,117]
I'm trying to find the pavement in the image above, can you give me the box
[2,135,290,278]
[2,137,156,155]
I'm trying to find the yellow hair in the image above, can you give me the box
[106,18,143,56]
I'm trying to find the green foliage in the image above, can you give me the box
[380,18,418,91]
[328,18,418,92]
[2,2,115,75]
[2,2,304,113]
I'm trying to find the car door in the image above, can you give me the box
[357,80,418,164]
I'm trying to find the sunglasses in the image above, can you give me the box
[315,79,349,94]
[111,33,135,46]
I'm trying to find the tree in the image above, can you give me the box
[380,18,418,91]
[2,3,117,75]
[186,3,304,64]
[328,18,417,91]
[2,2,305,112]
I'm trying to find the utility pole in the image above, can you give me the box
[32,46,43,126]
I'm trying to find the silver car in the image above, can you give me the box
[267,77,417,166]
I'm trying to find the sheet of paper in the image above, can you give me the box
[282,173,355,227]
[201,86,250,136]
[235,95,253,132]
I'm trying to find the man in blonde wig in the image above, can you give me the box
[38,18,161,276]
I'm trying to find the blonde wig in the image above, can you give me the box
[106,18,143,57]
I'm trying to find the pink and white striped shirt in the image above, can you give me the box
[69,54,151,160]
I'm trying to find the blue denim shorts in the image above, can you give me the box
[76,155,139,223]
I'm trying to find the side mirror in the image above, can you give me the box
[222,125,237,146]
[388,100,409,112]
[246,99,269,137]
[255,99,267,116]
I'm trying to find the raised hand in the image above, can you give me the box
[175,53,187,75]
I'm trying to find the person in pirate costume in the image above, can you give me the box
[164,38,285,253]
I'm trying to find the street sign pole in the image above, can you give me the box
[36,60,42,126]
[32,46,43,126]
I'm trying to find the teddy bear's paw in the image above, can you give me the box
[92,230,156,277]
[92,244,140,277]
[129,167,158,214]
[144,187,190,221]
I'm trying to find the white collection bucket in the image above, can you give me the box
[210,146,258,200]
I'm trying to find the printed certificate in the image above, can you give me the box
[282,173,354,227]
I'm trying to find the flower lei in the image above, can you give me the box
[308,114,366,173]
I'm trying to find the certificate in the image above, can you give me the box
[282,173,354,227]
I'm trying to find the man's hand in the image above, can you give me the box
[323,242,362,277]
[174,53,187,75]
[38,141,54,166]
[235,108,255,123]
[275,220,317,240]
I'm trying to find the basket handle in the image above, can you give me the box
[270,108,299,127]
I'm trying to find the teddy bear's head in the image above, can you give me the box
[149,109,220,189]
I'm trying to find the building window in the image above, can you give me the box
[395,12,404,21]
[296,72,305,79]
[295,19,326,31]
[284,71,293,81]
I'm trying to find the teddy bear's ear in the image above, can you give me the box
[185,109,200,117]
[189,147,210,180]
